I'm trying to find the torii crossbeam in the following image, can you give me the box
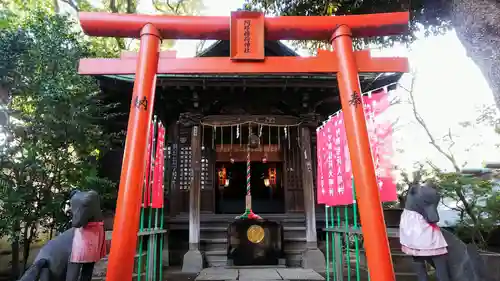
[78,10,409,281]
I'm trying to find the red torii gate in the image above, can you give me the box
[78,11,409,281]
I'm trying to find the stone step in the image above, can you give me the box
[284,226,306,231]
[284,237,306,242]
[200,231,227,240]
[205,250,227,256]
[202,242,227,251]
[201,237,227,243]
[205,254,228,267]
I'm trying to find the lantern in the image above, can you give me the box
[268,168,277,186]
[218,167,227,187]
[263,178,270,187]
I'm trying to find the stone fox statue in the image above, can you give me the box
[18,190,106,281]
[400,183,490,281]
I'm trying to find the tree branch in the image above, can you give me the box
[60,0,78,12]
[109,0,118,13]
[53,0,60,13]
[127,0,134,13]
[405,74,480,227]
[152,0,186,15]
[406,74,461,172]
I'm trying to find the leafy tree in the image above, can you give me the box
[433,171,499,245]
[59,0,203,53]
[2,0,203,56]
[245,0,500,113]
[0,11,118,278]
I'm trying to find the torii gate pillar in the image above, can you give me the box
[105,24,160,281]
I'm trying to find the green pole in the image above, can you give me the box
[152,208,158,280]
[159,206,165,281]
[351,179,361,281]
[158,135,166,281]
[146,119,157,281]
[146,207,152,281]
[330,206,337,281]
[325,207,330,281]
[336,207,342,277]
[138,119,156,281]
[137,193,145,281]
[344,205,351,281]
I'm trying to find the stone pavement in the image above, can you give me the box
[195,267,325,281]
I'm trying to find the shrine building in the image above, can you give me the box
[95,40,402,271]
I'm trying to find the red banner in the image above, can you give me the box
[324,118,336,204]
[316,113,355,206]
[363,91,398,202]
[143,121,155,206]
[316,124,327,204]
[316,89,397,206]
[152,123,166,208]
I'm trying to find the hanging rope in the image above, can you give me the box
[246,150,251,206]
[236,125,261,220]
[230,126,233,150]
[220,126,223,151]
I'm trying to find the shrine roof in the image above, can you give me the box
[95,40,403,122]
[98,40,403,88]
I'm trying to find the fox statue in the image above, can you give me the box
[18,190,106,281]
[400,182,490,281]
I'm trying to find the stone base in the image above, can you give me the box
[301,248,326,272]
[162,249,169,268]
[182,249,204,273]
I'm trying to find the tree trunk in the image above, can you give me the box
[11,221,20,280]
[53,0,60,13]
[451,0,500,109]
[21,224,31,272]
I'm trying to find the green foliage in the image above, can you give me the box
[0,9,118,254]
[245,0,453,52]
[152,0,204,15]
[433,171,500,243]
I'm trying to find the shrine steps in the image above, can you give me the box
[167,213,311,267]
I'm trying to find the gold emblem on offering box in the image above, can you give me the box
[247,225,265,244]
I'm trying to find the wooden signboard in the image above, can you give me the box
[230,11,265,61]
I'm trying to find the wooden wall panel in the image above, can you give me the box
[310,129,324,212]
[200,146,215,213]
[284,130,304,213]
[171,125,192,214]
